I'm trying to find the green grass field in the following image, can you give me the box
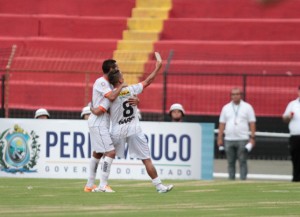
[0,178,299,217]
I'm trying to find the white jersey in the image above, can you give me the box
[88,76,113,127]
[101,83,144,138]
[219,100,256,141]
[283,98,300,135]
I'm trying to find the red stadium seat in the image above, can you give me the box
[138,0,300,116]
[1,0,300,116]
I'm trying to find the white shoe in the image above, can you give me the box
[157,184,174,193]
[92,185,115,193]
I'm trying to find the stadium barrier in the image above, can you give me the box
[0,119,214,180]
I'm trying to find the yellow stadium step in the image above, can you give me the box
[123,74,141,84]
[117,41,154,51]
[136,0,171,8]
[132,8,169,19]
[118,61,145,73]
[123,30,159,41]
[114,0,173,84]
[113,50,150,61]
[127,18,164,31]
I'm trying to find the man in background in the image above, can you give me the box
[217,87,256,180]
[283,86,300,182]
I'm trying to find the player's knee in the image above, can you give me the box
[93,151,103,159]
[142,158,151,164]
[105,149,116,158]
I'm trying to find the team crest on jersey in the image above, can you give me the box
[0,124,40,173]
[119,89,130,97]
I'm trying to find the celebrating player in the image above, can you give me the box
[92,53,173,193]
[84,59,138,193]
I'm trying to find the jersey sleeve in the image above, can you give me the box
[130,83,144,95]
[98,97,111,111]
[94,78,112,97]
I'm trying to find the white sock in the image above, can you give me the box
[86,157,100,187]
[99,156,114,188]
[152,177,164,190]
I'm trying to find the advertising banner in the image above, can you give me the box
[0,119,214,180]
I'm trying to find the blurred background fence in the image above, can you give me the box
[1,45,298,121]
[0,45,297,160]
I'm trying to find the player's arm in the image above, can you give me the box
[90,98,110,116]
[282,103,293,123]
[217,123,225,146]
[90,106,107,116]
[249,122,256,146]
[90,107,104,116]
[142,53,162,88]
[283,113,293,123]
[128,95,140,106]
[105,82,128,101]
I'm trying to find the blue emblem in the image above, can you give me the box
[4,133,30,168]
[0,125,40,173]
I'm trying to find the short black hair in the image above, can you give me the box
[108,69,121,86]
[102,59,117,74]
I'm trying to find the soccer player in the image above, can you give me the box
[92,54,173,193]
[84,59,138,193]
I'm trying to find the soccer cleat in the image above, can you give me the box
[157,184,174,193]
[92,185,115,193]
[84,185,97,192]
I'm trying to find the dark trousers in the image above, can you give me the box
[289,135,300,182]
[224,140,248,180]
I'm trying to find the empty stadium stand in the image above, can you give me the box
[139,0,300,116]
[0,0,135,112]
[1,0,300,118]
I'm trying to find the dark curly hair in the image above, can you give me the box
[108,69,121,86]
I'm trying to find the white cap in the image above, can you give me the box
[34,108,50,119]
[81,106,91,118]
[169,103,185,116]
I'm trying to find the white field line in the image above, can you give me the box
[214,173,292,181]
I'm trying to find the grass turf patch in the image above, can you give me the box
[0,178,299,217]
